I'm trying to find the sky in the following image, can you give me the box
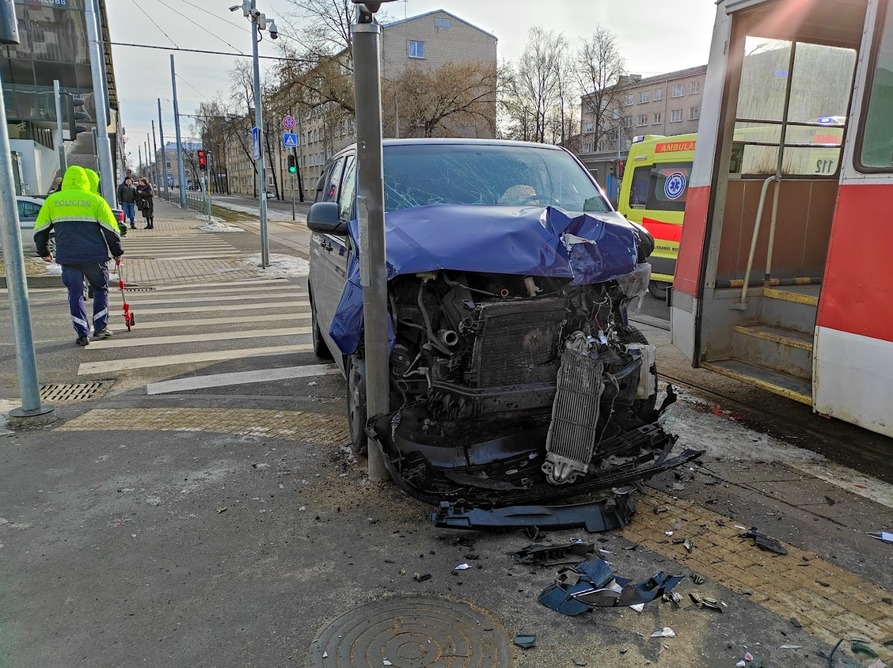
[105,0,717,165]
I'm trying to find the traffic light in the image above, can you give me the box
[617,160,626,179]
[609,163,616,178]
[287,154,297,174]
[197,150,207,171]
[63,93,88,140]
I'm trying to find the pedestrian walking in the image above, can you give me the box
[136,177,155,229]
[34,165,124,347]
[117,176,138,229]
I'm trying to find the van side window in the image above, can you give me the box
[338,156,357,222]
[323,156,346,203]
[630,167,650,208]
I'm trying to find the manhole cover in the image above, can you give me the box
[308,597,512,667]
[40,382,104,402]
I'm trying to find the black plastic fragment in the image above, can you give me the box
[511,542,593,565]
[432,493,636,532]
[513,634,536,649]
[741,528,789,555]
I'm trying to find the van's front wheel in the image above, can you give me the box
[648,281,671,301]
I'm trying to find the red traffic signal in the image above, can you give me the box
[618,160,626,178]
[197,149,207,171]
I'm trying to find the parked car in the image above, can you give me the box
[306,138,698,506]
[9,196,127,257]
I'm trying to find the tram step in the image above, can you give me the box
[733,324,813,381]
[760,286,819,335]
[702,359,812,406]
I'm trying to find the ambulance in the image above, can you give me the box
[617,134,696,299]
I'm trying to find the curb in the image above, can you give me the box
[0,275,62,289]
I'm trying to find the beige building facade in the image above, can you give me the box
[577,65,707,188]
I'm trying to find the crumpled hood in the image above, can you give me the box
[329,205,642,354]
[346,205,639,282]
[61,166,91,192]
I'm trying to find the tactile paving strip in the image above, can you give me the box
[308,597,512,667]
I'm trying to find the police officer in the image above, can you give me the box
[34,165,124,347]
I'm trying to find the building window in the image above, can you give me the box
[624,94,633,106]
[691,80,701,94]
[408,40,425,59]
[584,121,594,133]
[670,108,683,122]
[639,91,649,104]
[637,114,647,127]
[654,88,663,101]
[671,84,684,98]
[623,115,633,128]
[434,17,451,28]
[652,112,662,125]
[689,106,700,120]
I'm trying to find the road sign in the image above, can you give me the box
[283,132,298,148]
[252,127,260,160]
[282,115,296,130]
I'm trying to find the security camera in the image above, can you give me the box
[228,4,239,10]
[268,20,279,40]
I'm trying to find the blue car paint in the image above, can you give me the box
[329,205,640,355]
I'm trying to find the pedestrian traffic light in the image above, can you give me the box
[63,93,88,140]
[610,163,616,178]
[618,160,626,179]
[287,154,297,174]
[197,150,207,171]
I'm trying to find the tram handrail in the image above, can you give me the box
[732,174,779,310]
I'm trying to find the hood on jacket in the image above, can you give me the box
[85,168,100,194]
[61,166,91,192]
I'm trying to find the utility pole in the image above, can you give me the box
[170,55,187,207]
[84,0,115,208]
[352,0,399,482]
[150,121,158,187]
[0,0,53,424]
[158,99,169,200]
[231,0,278,268]
[53,80,66,174]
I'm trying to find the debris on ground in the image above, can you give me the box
[511,542,593,565]
[689,592,724,612]
[513,634,536,649]
[868,531,893,544]
[649,627,676,639]
[740,528,789,555]
[538,557,682,616]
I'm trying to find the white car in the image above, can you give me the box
[0,196,47,256]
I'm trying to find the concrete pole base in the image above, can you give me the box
[8,404,56,430]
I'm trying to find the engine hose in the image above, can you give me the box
[417,283,453,355]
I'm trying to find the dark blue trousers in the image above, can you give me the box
[62,263,109,337]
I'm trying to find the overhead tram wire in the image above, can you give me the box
[127,0,179,48]
[109,42,309,64]
[152,0,246,55]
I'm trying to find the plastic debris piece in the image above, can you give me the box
[749,656,763,668]
[665,530,674,536]
[867,660,886,668]
[454,563,470,571]
[413,573,431,582]
[671,483,685,491]
[852,641,879,658]
[573,659,587,667]
[383,661,393,666]
[736,661,746,668]
[629,603,645,612]
[511,542,593,566]
[741,528,789,555]
[684,538,693,552]
[698,596,724,613]
[654,506,669,514]
[691,573,705,585]
[513,634,536,649]
[779,645,802,649]
[744,652,753,661]
[869,531,893,544]
[790,617,802,628]
[650,627,676,639]
[322,652,328,658]
[663,591,683,607]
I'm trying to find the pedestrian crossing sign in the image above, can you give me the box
[283,132,298,148]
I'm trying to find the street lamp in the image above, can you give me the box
[230,0,279,269]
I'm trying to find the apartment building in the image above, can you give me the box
[578,65,707,186]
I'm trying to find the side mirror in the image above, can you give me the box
[306,201,345,234]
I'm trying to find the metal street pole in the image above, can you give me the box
[0,0,53,423]
[352,5,390,481]
[150,121,158,187]
[249,0,270,268]
[170,55,187,207]
[53,80,66,174]
[84,0,115,208]
[158,99,169,200]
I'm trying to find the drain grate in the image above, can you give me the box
[308,596,511,666]
[123,286,156,292]
[40,382,104,402]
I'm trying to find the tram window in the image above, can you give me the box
[858,3,893,171]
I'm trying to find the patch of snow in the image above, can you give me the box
[45,262,62,276]
[240,253,309,278]
[199,220,244,233]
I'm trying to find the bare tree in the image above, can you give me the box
[513,28,567,144]
[577,27,627,153]
[499,63,538,141]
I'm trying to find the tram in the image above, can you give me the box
[671,0,893,437]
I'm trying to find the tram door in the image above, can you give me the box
[672,1,867,407]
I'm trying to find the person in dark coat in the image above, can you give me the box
[136,178,155,229]
[117,177,138,229]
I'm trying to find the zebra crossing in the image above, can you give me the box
[75,277,340,392]
[121,233,242,260]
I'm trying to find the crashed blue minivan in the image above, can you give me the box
[306,139,697,508]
